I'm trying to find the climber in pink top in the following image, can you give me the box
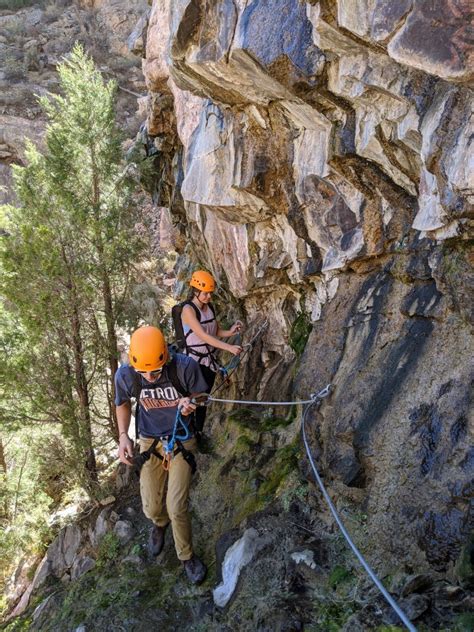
[181,270,243,433]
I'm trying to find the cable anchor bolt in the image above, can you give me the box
[310,384,332,402]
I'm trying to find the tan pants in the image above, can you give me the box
[139,436,197,561]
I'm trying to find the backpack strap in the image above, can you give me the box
[131,356,188,442]
[166,354,190,397]
[182,302,219,370]
[131,369,142,443]
[183,301,216,333]
[187,300,201,320]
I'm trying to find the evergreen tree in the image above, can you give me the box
[1,44,150,496]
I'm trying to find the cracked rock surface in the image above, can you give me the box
[138,0,473,584]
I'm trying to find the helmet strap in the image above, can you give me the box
[193,291,206,309]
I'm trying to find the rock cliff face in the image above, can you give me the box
[137,0,473,582]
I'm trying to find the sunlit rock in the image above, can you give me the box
[143,0,171,91]
[213,528,268,608]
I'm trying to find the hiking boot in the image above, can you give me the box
[148,524,167,556]
[183,555,207,585]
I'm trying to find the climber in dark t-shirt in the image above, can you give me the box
[115,326,208,585]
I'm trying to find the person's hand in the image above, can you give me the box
[230,320,243,334]
[118,433,134,466]
[178,397,197,416]
[226,344,243,356]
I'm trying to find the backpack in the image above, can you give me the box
[171,300,216,352]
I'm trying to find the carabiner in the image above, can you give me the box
[190,393,211,406]
[311,384,332,401]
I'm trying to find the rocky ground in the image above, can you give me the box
[4,405,473,631]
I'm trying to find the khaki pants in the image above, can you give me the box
[139,436,197,561]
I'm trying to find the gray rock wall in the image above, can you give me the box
[138,0,473,576]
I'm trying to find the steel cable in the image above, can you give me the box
[301,388,417,632]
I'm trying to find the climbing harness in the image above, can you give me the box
[162,408,191,467]
[133,437,196,475]
[132,409,196,475]
[191,384,416,631]
[131,357,196,473]
[171,300,218,365]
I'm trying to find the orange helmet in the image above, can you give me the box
[128,326,168,372]
[190,270,216,292]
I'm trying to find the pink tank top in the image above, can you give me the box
[183,303,218,370]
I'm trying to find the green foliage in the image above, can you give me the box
[280,469,308,511]
[228,407,259,428]
[448,612,474,632]
[52,568,136,627]
[129,543,142,557]
[235,434,254,453]
[289,310,312,356]
[96,532,121,568]
[228,406,296,432]
[0,427,60,612]
[455,533,474,587]
[307,599,355,631]
[0,44,154,496]
[304,564,359,631]
[327,564,353,589]
[1,615,33,631]
[2,53,27,81]
[0,45,161,603]
[258,442,299,500]
[233,440,300,523]
[44,562,181,630]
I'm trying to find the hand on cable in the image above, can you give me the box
[230,320,243,334]
[178,397,197,416]
[227,343,243,356]
[118,433,134,466]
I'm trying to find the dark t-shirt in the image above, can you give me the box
[114,354,208,438]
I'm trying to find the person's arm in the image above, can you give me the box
[182,305,242,355]
[117,401,134,465]
[216,320,243,338]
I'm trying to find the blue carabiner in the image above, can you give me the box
[165,409,190,456]
[175,410,191,442]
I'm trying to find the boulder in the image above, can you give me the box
[113,520,136,544]
[213,527,270,608]
[71,555,96,581]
